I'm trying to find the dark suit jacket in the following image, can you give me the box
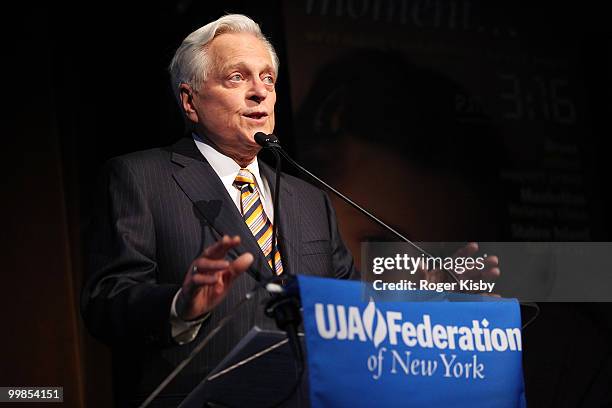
[81,137,357,406]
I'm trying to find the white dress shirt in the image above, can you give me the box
[192,133,274,222]
[170,134,274,344]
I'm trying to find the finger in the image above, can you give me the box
[183,272,218,298]
[452,242,479,258]
[200,236,228,258]
[192,272,220,286]
[203,235,242,259]
[203,235,239,258]
[192,258,230,273]
[483,255,499,268]
[210,253,253,295]
[460,264,501,281]
[483,266,501,279]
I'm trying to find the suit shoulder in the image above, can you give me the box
[108,147,170,167]
[104,147,172,176]
[282,172,328,199]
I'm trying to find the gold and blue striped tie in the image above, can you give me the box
[233,168,283,275]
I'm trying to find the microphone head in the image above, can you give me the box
[254,132,281,148]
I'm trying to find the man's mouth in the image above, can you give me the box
[243,112,268,120]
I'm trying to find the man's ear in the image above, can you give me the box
[179,83,199,124]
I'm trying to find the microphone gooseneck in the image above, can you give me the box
[255,132,282,278]
[254,132,460,285]
[256,131,306,407]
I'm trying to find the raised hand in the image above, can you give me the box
[176,235,254,321]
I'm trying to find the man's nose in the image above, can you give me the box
[247,78,268,103]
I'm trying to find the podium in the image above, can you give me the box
[178,327,309,408]
[171,275,525,407]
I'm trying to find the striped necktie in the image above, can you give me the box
[233,168,283,275]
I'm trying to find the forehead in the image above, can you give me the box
[208,32,273,72]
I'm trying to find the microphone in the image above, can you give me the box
[254,132,281,148]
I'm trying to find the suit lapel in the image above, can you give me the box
[259,162,301,277]
[169,137,275,281]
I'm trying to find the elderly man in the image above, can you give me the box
[81,14,356,407]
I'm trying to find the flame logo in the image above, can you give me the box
[362,299,387,348]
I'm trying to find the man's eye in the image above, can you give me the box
[229,74,243,81]
[262,75,275,85]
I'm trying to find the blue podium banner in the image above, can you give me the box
[299,276,526,408]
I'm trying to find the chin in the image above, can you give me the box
[240,132,261,147]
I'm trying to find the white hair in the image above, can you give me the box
[169,14,279,102]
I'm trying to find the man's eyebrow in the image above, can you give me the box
[220,62,275,74]
[221,62,246,72]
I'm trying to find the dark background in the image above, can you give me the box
[2,0,611,406]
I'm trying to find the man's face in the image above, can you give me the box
[182,32,276,164]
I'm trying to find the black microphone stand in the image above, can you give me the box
[258,135,306,407]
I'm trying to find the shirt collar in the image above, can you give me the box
[192,133,267,196]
